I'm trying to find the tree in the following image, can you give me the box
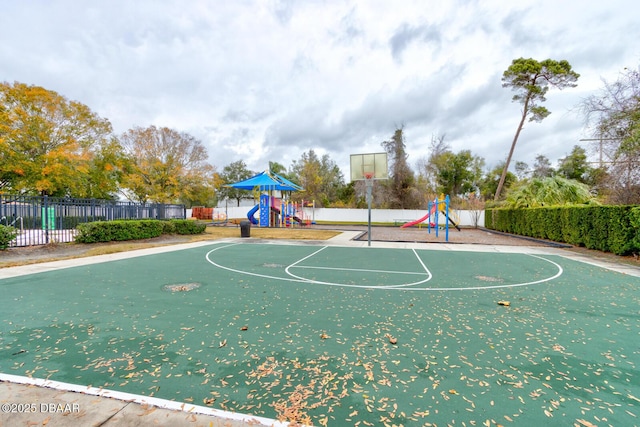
[480,162,516,201]
[432,150,484,197]
[180,171,221,208]
[557,145,593,183]
[381,127,421,209]
[580,64,640,204]
[416,134,449,195]
[217,160,254,206]
[120,126,215,204]
[82,137,130,200]
[494,58,579,200]
[505,175,598,208]
[334,181,356,207]
[531,154,555,178]
[269,161,287,176]
[289,149,343,207]
[514,161,530,180]
[0,81,117,197]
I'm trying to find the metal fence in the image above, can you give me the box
[0,194,185,247]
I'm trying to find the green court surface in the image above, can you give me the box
[1,241,639,426]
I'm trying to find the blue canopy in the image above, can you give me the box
[226,170,303,191]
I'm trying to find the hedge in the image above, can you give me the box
[0,225,19,250]
[75,219,206,244]
[485,205,640,255]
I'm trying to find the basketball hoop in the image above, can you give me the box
[350,152,388,247]
[364,172,374,186]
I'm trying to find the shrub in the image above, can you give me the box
[75,219,206,243]
[0,225,19,250]
[161,220,176,234]
[485,205,640,255]
[76,220,164,243]
[169,219,206,235]
[630,207,640,253]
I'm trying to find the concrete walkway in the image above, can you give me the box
[1,231,639,426]
[0,374,285,427]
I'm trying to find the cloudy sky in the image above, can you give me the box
[2,0,639,179]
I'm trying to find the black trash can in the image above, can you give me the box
[240,220,251,238]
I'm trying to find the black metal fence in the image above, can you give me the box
[0,194,185,247]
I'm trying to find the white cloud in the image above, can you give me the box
[1,0,638,178]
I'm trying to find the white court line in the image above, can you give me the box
[206,245,431,289]
[388,254,565,291]
[0,373,289,427]
[205,244,563,291]
[285,246,433,289]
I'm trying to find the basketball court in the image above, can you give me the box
[1,235,639,426]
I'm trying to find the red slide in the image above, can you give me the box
[400,204,437,228]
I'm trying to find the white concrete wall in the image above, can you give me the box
[194,206,485,227]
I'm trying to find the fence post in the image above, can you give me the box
[43,195,49,244]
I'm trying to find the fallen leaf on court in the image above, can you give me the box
[6,242,638,427]
[575,420,597,427]
[384,333,397,344]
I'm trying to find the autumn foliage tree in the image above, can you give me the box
[0,81,119,197]
[289,149,343,207]
[120,126,216,204]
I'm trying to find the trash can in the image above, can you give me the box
[240,220,251,238]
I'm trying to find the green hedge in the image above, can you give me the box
[485,205,640,255]
[0,225,19,250]
[169,219,206,235]
[75,219,206,244]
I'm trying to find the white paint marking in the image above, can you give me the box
[0,373,288,426]
[205,244,563,291]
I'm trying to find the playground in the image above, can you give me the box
[227,170,312,228]
[1,237,639,426]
